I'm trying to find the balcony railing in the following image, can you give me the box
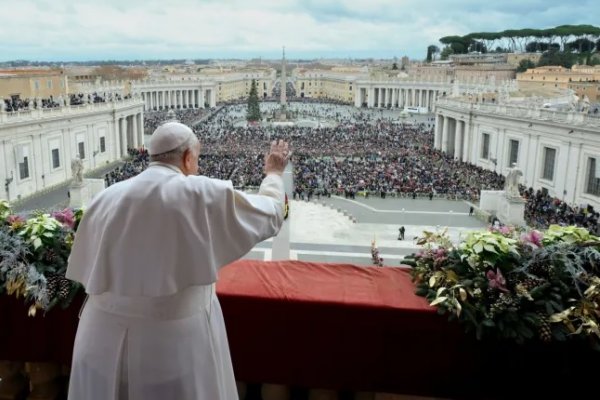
[0,98,144,125]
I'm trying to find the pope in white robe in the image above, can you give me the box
[66,122,288,400]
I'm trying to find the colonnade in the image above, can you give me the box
[354,86,443,110]
[434,114,469,162]
[140,89,214,111]
[115,112,144,157]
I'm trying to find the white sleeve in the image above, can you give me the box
[205,173,285,268]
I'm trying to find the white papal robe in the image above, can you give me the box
[66,163,284,400]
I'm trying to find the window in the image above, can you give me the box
[586,158,600,197]
[51,148,60,169]
[34,80,40,89]
[481,133,490,159]
[78,142,85,159]
[16,145,30,180]
[47,80,52,89]
[19,157,29,180]
[542,147,556,181]
[508,140,519,166]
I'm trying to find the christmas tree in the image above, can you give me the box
[246,79,261,122]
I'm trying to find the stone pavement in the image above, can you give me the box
[245,198,486,266]
[13,161,123,213]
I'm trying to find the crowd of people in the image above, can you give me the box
[522,188,599,233]
[2,92,130,112]
[104,102,598,232]
[143,108,212,134]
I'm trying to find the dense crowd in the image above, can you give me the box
[144,108,212,134]
[105,102,598,232]
[522,188,598,233]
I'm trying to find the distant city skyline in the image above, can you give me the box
[0,0,597,62]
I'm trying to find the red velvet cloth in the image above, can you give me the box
[216,261,466,395]
[0,261,465,396]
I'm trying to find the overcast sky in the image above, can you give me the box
[0,0,597,62]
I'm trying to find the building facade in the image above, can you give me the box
[0,98,144,201]
[434,98,600,209]
[0,69,68,100]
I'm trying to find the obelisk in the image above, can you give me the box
[280,46,287,107]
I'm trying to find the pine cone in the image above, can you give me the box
[537,312,552,342]
[58,277,72,300]
[522,277,544,290]
[45,274,60,299]
[44,249,58,263]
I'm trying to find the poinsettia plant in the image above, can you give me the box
[0,201,85,316]
[405,225,600,349]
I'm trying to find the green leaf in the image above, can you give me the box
[483,244,498,254]
[33,237,42,249]
[473,242,484,253]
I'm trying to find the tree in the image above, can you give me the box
[392,62,399,70]
[537,50,576,69]
[246,79,261,122]
[566,38,596,53]
[426,45,439,62]
[440,46,454,60]
[469,41,487,53]
[516,59,536,73]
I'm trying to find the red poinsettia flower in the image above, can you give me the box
[486,268,509,292]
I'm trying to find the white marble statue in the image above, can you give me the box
[71,156,84,186]
[505,164,523,199]
[581,94,590,113]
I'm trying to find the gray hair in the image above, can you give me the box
[149,134,198,164]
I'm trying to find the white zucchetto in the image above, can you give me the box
[148,122,195,155]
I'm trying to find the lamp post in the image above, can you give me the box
[4,171,14,201]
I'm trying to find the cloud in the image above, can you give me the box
[0,0,597,61]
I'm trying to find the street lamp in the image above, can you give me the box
[4,171,14,201]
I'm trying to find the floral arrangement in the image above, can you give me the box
[0,200,84,316]
[371,239,384,267]
[405,225,600,348]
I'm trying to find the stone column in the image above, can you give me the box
[454,119,463,160]
[462,121,470,163]
[199,89,205,108]
[354,87,361,107]
[441,116,449,152]
[132,113,139,149]
[412,89,416,107]
[120,117,128,156]
[367,87,374,107]
[392,88,397,108]
[434,114,442,149]
[114,118,121,159]
[138,113,144,148]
